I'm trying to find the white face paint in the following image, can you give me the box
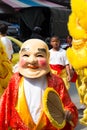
[19,39,50,78]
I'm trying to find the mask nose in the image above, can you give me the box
[28,55,37,65]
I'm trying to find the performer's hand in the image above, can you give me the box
[67,74,72,82]
[65,110,73,122]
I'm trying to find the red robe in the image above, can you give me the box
[0,72,78,130]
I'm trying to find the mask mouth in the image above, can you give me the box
[27,65,39,69]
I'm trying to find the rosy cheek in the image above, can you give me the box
[19,58,26,67]
[38,59,47,67]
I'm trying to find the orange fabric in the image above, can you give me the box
[50,65,70,90]
[50,64,65,75]
[15,77,47,130]
[0,73,78,130]
[15,77,35,129]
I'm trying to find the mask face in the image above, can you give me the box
[19,39,50,78]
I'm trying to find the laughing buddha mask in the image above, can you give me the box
[18,39,50,78]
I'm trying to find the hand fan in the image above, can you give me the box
[42,87,66,129]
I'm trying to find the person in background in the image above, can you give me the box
[0,39,78,130]
[49,35,72,90]
[30,26,44,40]
[0,23,14,61]
[60,35,72,50]
[65,35,78,84]
[65,35,72,48]
[45,37,52,49]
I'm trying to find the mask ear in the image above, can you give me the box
[48,51,50,61]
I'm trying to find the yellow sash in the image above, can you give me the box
[15,77,35,129]
[15,77,47,130]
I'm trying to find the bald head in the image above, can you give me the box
[21,38,48,50]
[19,39,50,78]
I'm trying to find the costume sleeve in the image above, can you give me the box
[0,73,20,130]
[0,85,11,130]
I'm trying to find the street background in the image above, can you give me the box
[69,83,87,130]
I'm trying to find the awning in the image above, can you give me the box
[0,1,15,14]
[1,0,65,8]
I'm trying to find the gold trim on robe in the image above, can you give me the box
[15,77,47,130]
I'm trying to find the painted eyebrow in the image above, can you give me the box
[21,48,46,53]
[38,48,46,53]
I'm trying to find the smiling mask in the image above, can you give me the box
[18,39,50,78]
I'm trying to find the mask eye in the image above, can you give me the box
[23,54,29,57]
[37,54,44,57]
